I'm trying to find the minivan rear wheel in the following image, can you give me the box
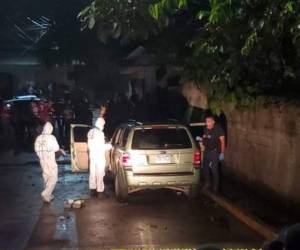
[115,172,128,202]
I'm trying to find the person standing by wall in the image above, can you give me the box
[201,115,226,193]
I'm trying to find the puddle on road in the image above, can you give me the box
[54,212,78,247]
[57,164,89,185]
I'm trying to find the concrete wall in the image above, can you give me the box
[225,104,300,206]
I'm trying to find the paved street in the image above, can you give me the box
[0,162,43,250]
[1,0,300,248]
[0,152,264,250]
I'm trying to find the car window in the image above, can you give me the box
[120,128,130,147]
[116,128,125,145]
[74,127,90,142]
[132,128,192,150]
[112,128,122,145]
[111,130,118,145]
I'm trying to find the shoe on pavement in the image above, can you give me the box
[90,189,97,198]
[41,194,51,203]
[97,192,107,199]
[202,183,211,191]
[103,189,111,198]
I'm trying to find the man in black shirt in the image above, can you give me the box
[201,115,225,193]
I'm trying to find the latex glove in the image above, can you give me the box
[60,149,67,156]
[219,153,225,161]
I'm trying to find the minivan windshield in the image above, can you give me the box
[131,128,192,150]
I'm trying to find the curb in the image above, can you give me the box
[202,189,278,240]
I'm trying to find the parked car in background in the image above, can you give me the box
[3,95,41,122]
[109,120,201,202]
[2,95,42,141]
[3,95,40,105]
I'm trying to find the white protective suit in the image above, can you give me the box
[88,118,111,192]
[34,122,60,202]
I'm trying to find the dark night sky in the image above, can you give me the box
[0,0,93,57]
[0,0,133,67]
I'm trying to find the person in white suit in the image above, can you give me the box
[34,122,65,202]
[87,117,111,197]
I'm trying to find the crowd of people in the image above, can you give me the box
[0,96,93,153]
[0,82,187,155]
[0,92,137,153]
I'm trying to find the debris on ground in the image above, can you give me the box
[64,199,85,209]
[63,199,74,209]
[73,200,85,208]
[59,215,66,221]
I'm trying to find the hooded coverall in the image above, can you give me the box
[34,122,60,202]
[88,118,111,193]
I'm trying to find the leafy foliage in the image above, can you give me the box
[149,0,300,113]
[149,0,188,20]
[1,0,95,65]
[78,0,159,44]
[79,0,300,114]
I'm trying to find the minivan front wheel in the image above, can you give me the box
[115,173,128,202]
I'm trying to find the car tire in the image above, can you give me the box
[115,172,128,202]
[188,185,199,199]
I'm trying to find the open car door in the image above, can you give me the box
[70,124,91,172]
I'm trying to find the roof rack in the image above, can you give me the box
[127,119,143,125]
[166,118,179,123]
[189,122,206,127]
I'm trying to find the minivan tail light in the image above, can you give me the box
[122,153,131,167]
[193,150,201,167]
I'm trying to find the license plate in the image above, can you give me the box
[155,154,171,164]
[132,155,147,165]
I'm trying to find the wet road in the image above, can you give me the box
[0,156,264,250]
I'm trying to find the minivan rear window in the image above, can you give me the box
[132,128,192,150]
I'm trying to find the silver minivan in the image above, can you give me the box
[109,121,201,202]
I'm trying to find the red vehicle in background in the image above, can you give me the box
[1,95,51,144]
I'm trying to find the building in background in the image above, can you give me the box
[119,46,187,121]
[0,54,76,100]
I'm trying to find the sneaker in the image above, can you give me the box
[90,189,97,198]
[41,194,51,203]
[97,192,107,199]
[103,189,111,198]
[202,183,211,191]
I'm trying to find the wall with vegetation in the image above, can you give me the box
[183,83,300,206]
